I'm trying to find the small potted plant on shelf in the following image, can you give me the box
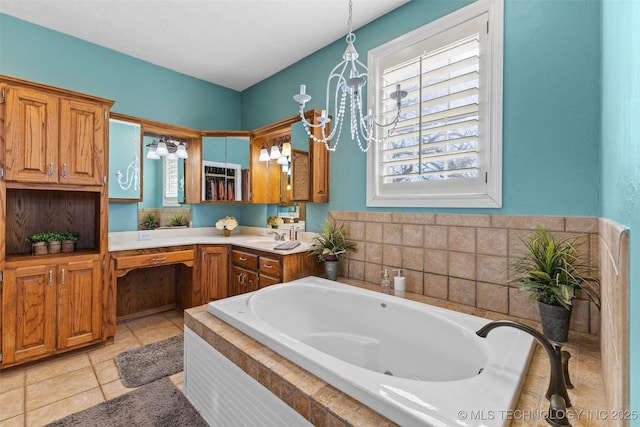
[167,214,188,227]
[509,225,600,342]
[46,232,64,254]
[140,212,160,230]
[267,215,284,229]
[25,233,50,256]
[60,231,79,253]
[309,219,356,280]
[216,215,238,237]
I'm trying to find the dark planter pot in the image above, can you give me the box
[538,302,572,343]
[323,260,339,280]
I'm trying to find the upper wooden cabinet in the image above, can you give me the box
[2,77,112,186]
[251,110,329,204]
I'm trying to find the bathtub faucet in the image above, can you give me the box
[476,320,572,427]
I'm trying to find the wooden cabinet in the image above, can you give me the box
[1,256,102,367]
[198,246,229,303]
[3,79,109,186]
[0,76,113,368]
[229,246,321,297]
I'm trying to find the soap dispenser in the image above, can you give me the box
[381,269,391,293]
[393,268,405,294]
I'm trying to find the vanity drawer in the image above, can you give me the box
[231,249,258,270]
[114,249,195,270]
[259,256,281,278]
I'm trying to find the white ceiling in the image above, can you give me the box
[0,0,409,91]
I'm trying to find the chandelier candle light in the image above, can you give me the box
[293,0,407,153]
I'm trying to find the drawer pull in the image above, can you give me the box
[263,264,273,269]
[239,257,248,261]
[151,257,167,262]
[49,163,54,177]
[49,270,53,286]
[61,268,65,284]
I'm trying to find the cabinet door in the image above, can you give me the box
[200,246,229,303]
[59,98,105,185]
[229,265,259,297]
[4,85,59,183]
[1,265,57,365]
[57,259,103,349]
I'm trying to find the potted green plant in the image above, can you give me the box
[509,225,600,342]
[46,232,64,254]
[309,219,356,280]
[140,212,160,230]
[167,214,188,227]
[60,231,79,253]
[25,233,50,255]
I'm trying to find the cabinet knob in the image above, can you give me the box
[49,270,53,286]
[61,268,65,284]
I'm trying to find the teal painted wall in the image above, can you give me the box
[242,0,602,231]
[601,0,640,421]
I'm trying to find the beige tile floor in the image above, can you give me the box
[0,311,185,427]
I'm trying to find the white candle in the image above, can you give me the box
[300,84,306,95]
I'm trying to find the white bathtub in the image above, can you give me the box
[206,276,535,426]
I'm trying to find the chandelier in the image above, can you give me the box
[293,0,407,153]
[146,136,188,160]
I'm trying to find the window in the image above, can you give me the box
[367,0,503,208]
[163,157,180,206]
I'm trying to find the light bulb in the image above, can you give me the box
[270,145,281,159]
[146,146,160,160]
[156,142,169,156]
[259,147,270,162]
[176,144,188,159]
[281,142,291,157]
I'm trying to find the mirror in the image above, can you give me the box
[140,133,187,207]
[201,135,251,202]
[109,119,141,201]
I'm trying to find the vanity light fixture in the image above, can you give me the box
[293,0,407,153]
[146,136,188,160]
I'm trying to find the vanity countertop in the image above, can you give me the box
[108,226,314,255]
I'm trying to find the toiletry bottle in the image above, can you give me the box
[393,268,405,294]
[381,269,391,293]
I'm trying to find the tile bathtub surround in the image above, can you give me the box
[329,211,631,425]
[188,282,607,427]
[329,212,602,336]
[598,218,630,427]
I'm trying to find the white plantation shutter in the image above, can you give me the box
[163,157,179,206]
[382,34,480,183]
[367,1,503,208]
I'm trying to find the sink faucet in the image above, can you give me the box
[476,320,572,427]
[268,231,286,241]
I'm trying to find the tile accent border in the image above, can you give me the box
[330,212,601,335]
